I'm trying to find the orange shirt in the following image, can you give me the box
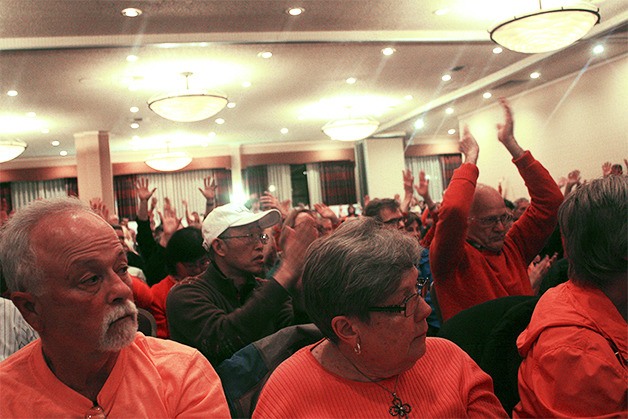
[0,333,230,418]
[513,281,627,417]
[253,337,507,418]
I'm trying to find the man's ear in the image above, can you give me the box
[211,239,228,257]
[11,291,44,332]
[330,315,361,348]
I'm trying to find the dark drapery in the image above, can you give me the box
[213,169,232,206]
[243,165,268,199]
[114,174,138,219]
[0,182,12,213]
[65,178,78,197]
[439,154,462,190]
[319,161,357,205]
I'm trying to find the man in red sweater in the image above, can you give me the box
[430,98,563,321]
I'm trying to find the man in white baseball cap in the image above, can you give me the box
[167,203,318,365]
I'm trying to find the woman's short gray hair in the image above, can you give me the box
[0,197,91,295]
[558,175,627,288]
[302,217,421,343]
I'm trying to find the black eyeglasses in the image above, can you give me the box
[468,213,513,227]
[219,232,270,245]
[368,277,429,317]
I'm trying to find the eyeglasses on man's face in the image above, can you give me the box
[219,232,270,245]
[468,213,513,227]
[367,277,430,317]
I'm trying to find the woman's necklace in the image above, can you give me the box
[335,344,412,417]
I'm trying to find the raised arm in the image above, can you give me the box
[400,169,414,213]
[136,178,157,221]
[199,176,217,218]
[496,97,525,159]
[414,170,436,211]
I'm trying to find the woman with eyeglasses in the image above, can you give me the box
[253,217,507,418]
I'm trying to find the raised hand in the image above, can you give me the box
[528,253,558,294]
[602,161,612,177]
[314,202,339,225]
[496,97,524,159]
[402,170,414,194]
[136,177,157,201]
[89,197,110,221]
[199,176,217,201]
[459,125,479,165]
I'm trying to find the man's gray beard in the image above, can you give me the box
[98,300,138,352]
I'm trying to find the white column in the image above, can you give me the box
[74,131,114,213]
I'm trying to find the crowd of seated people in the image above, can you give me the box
[0,97,626,418]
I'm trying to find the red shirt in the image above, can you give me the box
[150,275,177,339]
[430,151,563,320]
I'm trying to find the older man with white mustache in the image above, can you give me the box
[0,198,229,418]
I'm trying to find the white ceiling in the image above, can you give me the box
[0,0,626,168]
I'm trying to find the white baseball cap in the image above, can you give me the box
[202,203,281,250]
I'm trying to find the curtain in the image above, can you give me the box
[439,154,462,190]
[405,156,444,202]
[0,182,12,213]
[306,163,322,205]
[319,161,357,205]
[139,169,231,219]
[10,178,77,210]
[243,165,268,199]
[113,174,138,220]
[267,164,292,203]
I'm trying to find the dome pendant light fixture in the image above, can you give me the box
[148,72,228,122]
[489,1,600,54]
[145,142,192,172]
[322,117,380,142]
[0,139,27,163]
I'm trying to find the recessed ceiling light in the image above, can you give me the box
[59,150,68,157]
[493,47,503,54]
[130,106,139,113]
[215,118,225,125]
[286,7,304,16]
[257,51,273,59]
[445,107,454,115]
[404,95,413,101]
[226,102,236,109]
[433,8,449,16]
[381,47,396,56]
[7,90,17,97]
[121,8,142,18]
[441,74,452,82]
[345,77,357,85]
[280,128,289,134]
[130,122,140,129]
[126,55,138,62]
[593,44,604,54]
[414,119,425,130]
[448,129,457,135]
[483,92,492,99]
[242,81,252,88]
[51,140,60,147]
[530,71,541,79]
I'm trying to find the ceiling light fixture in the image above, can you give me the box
[7,90,17,97]
[145,142,192,172]
[322,117,379,142]
[148,72,228,123]
[286,7,304,16]
[0,139,27,163]
[489,1,600,54]
[121,8,142,18]
[381,47,396,56]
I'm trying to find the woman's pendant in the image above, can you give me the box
[388,393,412,417]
